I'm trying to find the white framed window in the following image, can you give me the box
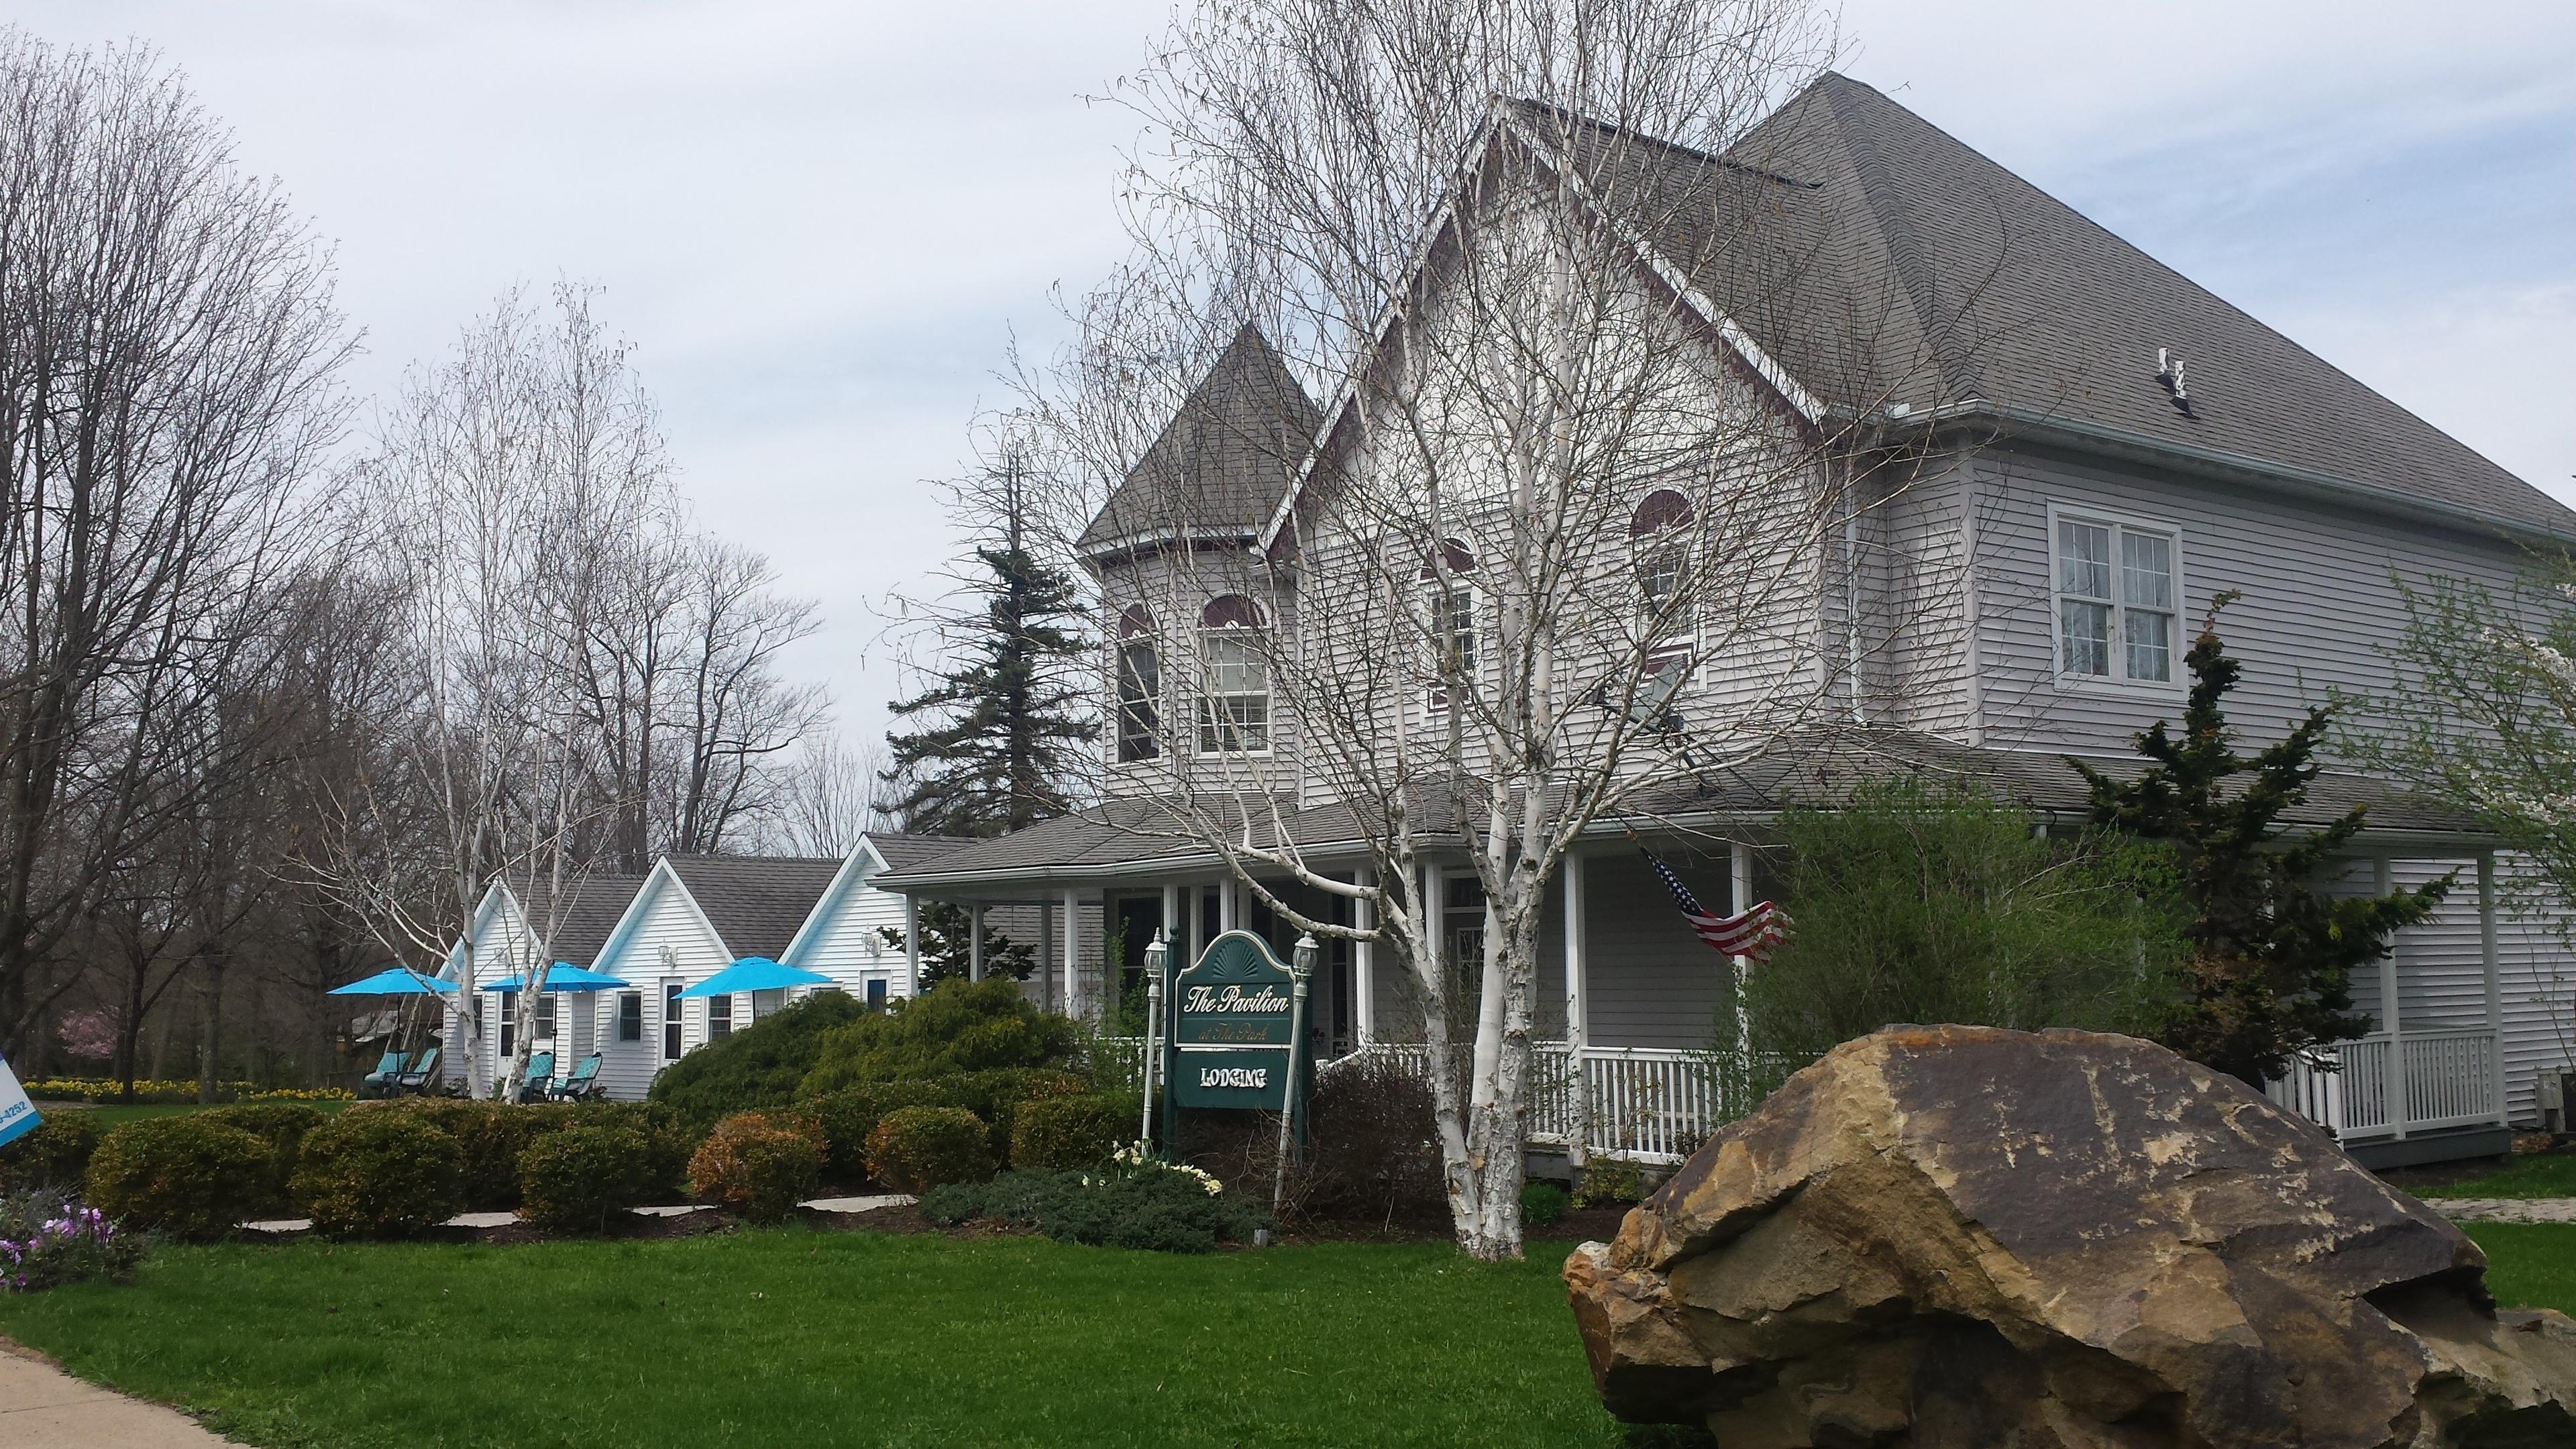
[2049,504,2181,689]
[1114,606,1161,764]
[1417,539,1477,713]
[1629,489,1693,619]
[1196,594,1271,755]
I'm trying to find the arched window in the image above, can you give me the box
[1196,595,1270,754]
[1114,605,1159,763]
[1419,539,1477,682]
[1631,489,1693,614]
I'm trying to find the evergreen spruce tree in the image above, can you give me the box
[877,904,1036,985]
[2076,599,2451,1087]
[882,460,1096,835]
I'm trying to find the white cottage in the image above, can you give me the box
[583,855,843,1101]
[775,834,977,1007]
[437,871,649,1098]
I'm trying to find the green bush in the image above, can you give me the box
[646,992,870,1123]
[373,1099,583,1210]
[801,1081,947,1178]
[292,1111,465,1239]
[686,1112,822,1223]
[85,1117,270,1242]
[519,1124,650,1234]
[865,1106,995,1193]
[1575,1160,1644,1208]
[1519,1179,1569,1228]
[1010,1093,1137,1171]
[922,1159,1263,1252]
[0,1114,101,1191]
[798,979,1079,1096]
[199,1103,328,1212]
[1746,775,2187,1069]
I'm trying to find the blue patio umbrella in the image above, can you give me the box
[479,963,632,994]
[328,967,460,996]
[676,957,833,998]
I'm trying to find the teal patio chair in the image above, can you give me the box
[393,1046,441,1095]
[359,1050,408,1099]
[549,1053,604,1102]
[512,1051,557,1104]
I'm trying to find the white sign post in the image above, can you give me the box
[0,1054,38,1149]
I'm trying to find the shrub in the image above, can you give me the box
[0,1189,142,1291]
[1520,1179,1569,1228]
[0,1114,101,1191]
[582,1102,697,1201]
[801,1081,947,1178]
[85,1117,270,1242]
[372,1099,582,1209]
[1575,1159,1644,1208]
[1302,1055,1444,1226]
[924,1155,1263,1253]
[519,1124,650,1234]
[1010,1093,1138,1171]
[686,1112,822,1223]
[865,1106,995,1193]
[292,1112,464,1239]
[798,978,1079,1096]
[646,992,870,1123]
[199,1103,328,1212]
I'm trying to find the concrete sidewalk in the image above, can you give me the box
[0,1342,233,1447]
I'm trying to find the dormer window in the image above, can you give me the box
[2051,505,2179,687]
[1114,604,1160,763]
[1196,594,1270,755]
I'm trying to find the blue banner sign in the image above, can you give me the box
[0,1054,40,1149]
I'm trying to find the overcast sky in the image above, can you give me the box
[13,1,2574,753]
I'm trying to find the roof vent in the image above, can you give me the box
[2155,349,2195,418]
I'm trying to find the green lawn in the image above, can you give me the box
[37,1100,353,1129]
[2,1226,2565,1449]
[0,1230,1638,1449]
[2398,1152,2576,1199]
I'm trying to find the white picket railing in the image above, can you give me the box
[2264,1028,2502,1141]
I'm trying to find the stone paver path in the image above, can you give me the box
[0,1342,232,1448]
[2430,1197,2576,1224]
[241,1197,916,1234]
[800,1194,916,1214]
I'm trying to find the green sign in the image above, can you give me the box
[1167,930,1307,1111]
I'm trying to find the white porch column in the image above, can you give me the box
[1352,865,1377,1044]
[2481,851,2506,1126]
[1218,876,1238,934]
[2377,857,2404,1140]
[1160,883,1181,973]
[1061,888,1083,1020]
[968,904,985,982]
[1729,841,1755,1056]
[904,895,922,1000]
[1564,851,1589,1167]
[1185,883,1204,964]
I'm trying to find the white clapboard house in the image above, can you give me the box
[873,74,2573,1169]
[438,835,1006,1102]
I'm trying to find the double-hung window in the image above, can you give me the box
[662,981,684,1061]
[533,991,556,1041]
[616,991,643,1042]
[1114,606,1161,764]
[2053,509,2179,686]
[1195,595,1270,754]
[708,992,734,1039]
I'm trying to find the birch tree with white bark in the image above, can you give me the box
[1020,0,1951,1258]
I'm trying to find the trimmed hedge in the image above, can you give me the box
[1519,1179,1568,1228]
[85,1117,270,1241]
[865,1106,995,1194]
[802,1081,947,1178]
[292,1111,465,1239]
[646,992,871,1123]
[0,1113,101,1191]
[800,1068,1087,1177]
[519,1124,650,1234]
[686,1112,822,1223]
[369,1099,584,1210]
[1010,1093,1138,1171]
[199,1103,328,1213]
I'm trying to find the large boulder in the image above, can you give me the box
[1564,1026,2576,1448]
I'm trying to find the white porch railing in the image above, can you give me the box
[2264,1028,2504,1141]
[1328,1040,1752,1165]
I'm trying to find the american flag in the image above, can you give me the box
[1641,849,1786,961]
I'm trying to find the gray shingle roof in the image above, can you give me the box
[1532,74,2566,535]
[1077,325,1322,553]
[877,731,2483,888]
[516,873,649,966]
[665,855,846,960]
[866,832,979,873]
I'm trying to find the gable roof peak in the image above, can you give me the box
[1079,323,1322,555]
